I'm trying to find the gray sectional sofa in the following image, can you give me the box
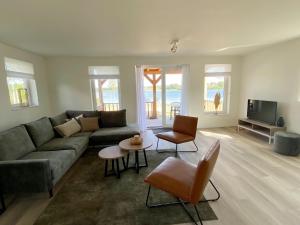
[0,109,139,212]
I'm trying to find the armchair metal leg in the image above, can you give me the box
[193,140,199,152]
[194,205,203,225]
[156,139,199,156]
[178,198,203,225]
[155,138,160,153]
[146,185,203,225]
[146,185,181,208]
[199,179,220,202]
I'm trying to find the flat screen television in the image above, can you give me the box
[247,99,277,125]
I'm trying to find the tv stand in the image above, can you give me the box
[237,118,286,144]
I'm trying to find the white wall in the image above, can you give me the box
[0,42,52,131]
[240,38,300,133]
[2,36,300,132]
[46,56,241,128]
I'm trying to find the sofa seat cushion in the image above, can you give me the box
[38,136,89,155]
[25,117,55,147]
[21,150,76,184]
[90,125,140,145]
[0,126,36,161]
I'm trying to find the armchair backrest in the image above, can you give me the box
[190,140,220,204]
[173,115,198,138]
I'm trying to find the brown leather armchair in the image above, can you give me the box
[144,140,220,225]
[156,115,198,156]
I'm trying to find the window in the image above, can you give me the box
[4,57,39,108]
[204,64,231,114]
[89,66,120,111]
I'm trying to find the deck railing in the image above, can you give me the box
[97,103,120,111]
[145,102,180,119]
[145,102,154,118]
[145,100,224,118]
[100,101,223,115]
[204,100,223,112]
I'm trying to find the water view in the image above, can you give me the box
[101,89,224,103]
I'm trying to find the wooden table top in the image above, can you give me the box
[98,146,128,159]
[119,132,153,151]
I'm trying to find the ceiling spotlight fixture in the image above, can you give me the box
[170,39,179,54]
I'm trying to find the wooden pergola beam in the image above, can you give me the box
[144,74,162,84]
[143,73,162,119]
[97,79,107,110]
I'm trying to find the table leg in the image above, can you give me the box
[104,160,108,177]
[116,159,120,178]
[143,149,148,167]
[126,153,130,168]
[135,151,139,174]
[122,157,126,169]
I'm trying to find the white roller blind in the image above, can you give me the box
[4,57,34,75]
[205,64,231,73]
[88,66,120,76]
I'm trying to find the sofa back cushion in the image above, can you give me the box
[25,117,55,147]
[49,113,68,127]
[0,125,36,160]
[99,109,127,127]
[66,110,100,119]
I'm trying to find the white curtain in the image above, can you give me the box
[180,64,189,115]
[135,65,147,131]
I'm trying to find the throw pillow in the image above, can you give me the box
[79,117,99,132]
[54,118,81,137]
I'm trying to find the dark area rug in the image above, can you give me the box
[34,151,217,225]
[150,127,172,134]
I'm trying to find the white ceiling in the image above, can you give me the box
[1,0,300,57]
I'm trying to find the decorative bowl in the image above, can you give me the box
[130,135,143,145]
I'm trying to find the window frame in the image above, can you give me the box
[203,66,231,115]
[4,57,39,109]
[88,66,121,111]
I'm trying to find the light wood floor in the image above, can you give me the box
[0,127,299,225]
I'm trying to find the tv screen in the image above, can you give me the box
[247,99,277,125]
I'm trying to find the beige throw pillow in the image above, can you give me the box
[79,117,99,132]
[54,118,81,137]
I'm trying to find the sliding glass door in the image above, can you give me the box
[164,73,182,126]
[143,66,183,128]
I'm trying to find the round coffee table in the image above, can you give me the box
[98,146,128,178]
[119,132,153,174]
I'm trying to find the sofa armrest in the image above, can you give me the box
[0,159,52,194]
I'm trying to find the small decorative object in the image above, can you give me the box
[130,135,143,145]
[214,92,221,114]
[276,116,285,127]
